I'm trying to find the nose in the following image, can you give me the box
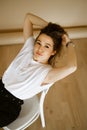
[38,46,44,52]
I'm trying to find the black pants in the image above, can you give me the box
[0,79,24,127]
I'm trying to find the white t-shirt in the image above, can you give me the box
[2,37,53,100]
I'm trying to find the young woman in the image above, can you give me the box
[0,13,77,127]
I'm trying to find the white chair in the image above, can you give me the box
[3,88,49,130]
[39,88,49,128]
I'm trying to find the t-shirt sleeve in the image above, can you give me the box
[9,36,35,65]
[16,36,35,58]
[2,36,35,82]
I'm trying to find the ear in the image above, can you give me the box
[51,50,56,56]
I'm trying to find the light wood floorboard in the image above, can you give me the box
[0,38,87,130]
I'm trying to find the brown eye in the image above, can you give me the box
[36,41,41,45]
[45,45,49,48]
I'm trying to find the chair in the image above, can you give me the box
[39,88,49,127]
[3,88,49,130]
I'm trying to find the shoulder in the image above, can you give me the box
[23,36,35,50]
[25,36,35,44]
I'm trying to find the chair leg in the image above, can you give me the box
[40,106,45,128]
[40,89,49,127]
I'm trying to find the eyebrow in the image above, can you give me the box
[36,40,52,47]
[45,43,52,47]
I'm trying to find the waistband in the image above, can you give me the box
[0,79,24,105]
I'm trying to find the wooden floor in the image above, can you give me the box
[0,38,87,130]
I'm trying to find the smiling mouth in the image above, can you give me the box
[36,52,42,56]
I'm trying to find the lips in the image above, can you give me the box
[36,52,42,56]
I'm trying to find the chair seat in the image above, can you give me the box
[3,96,39,130]
[3,89,49,129]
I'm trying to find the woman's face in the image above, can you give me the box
[33,34,56,64]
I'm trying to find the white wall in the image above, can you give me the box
[0,0,87,45]
[0,0,87,30]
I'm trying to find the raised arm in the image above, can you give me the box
[23,13,48,41]
[43,34,77,84]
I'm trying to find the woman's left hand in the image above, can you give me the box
[62,34,71,46]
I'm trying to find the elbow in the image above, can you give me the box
[68,59,77,73]
[72,65,77,72]
[25,13,31,19]
[73,61,77,72]
[69,64,77,73]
